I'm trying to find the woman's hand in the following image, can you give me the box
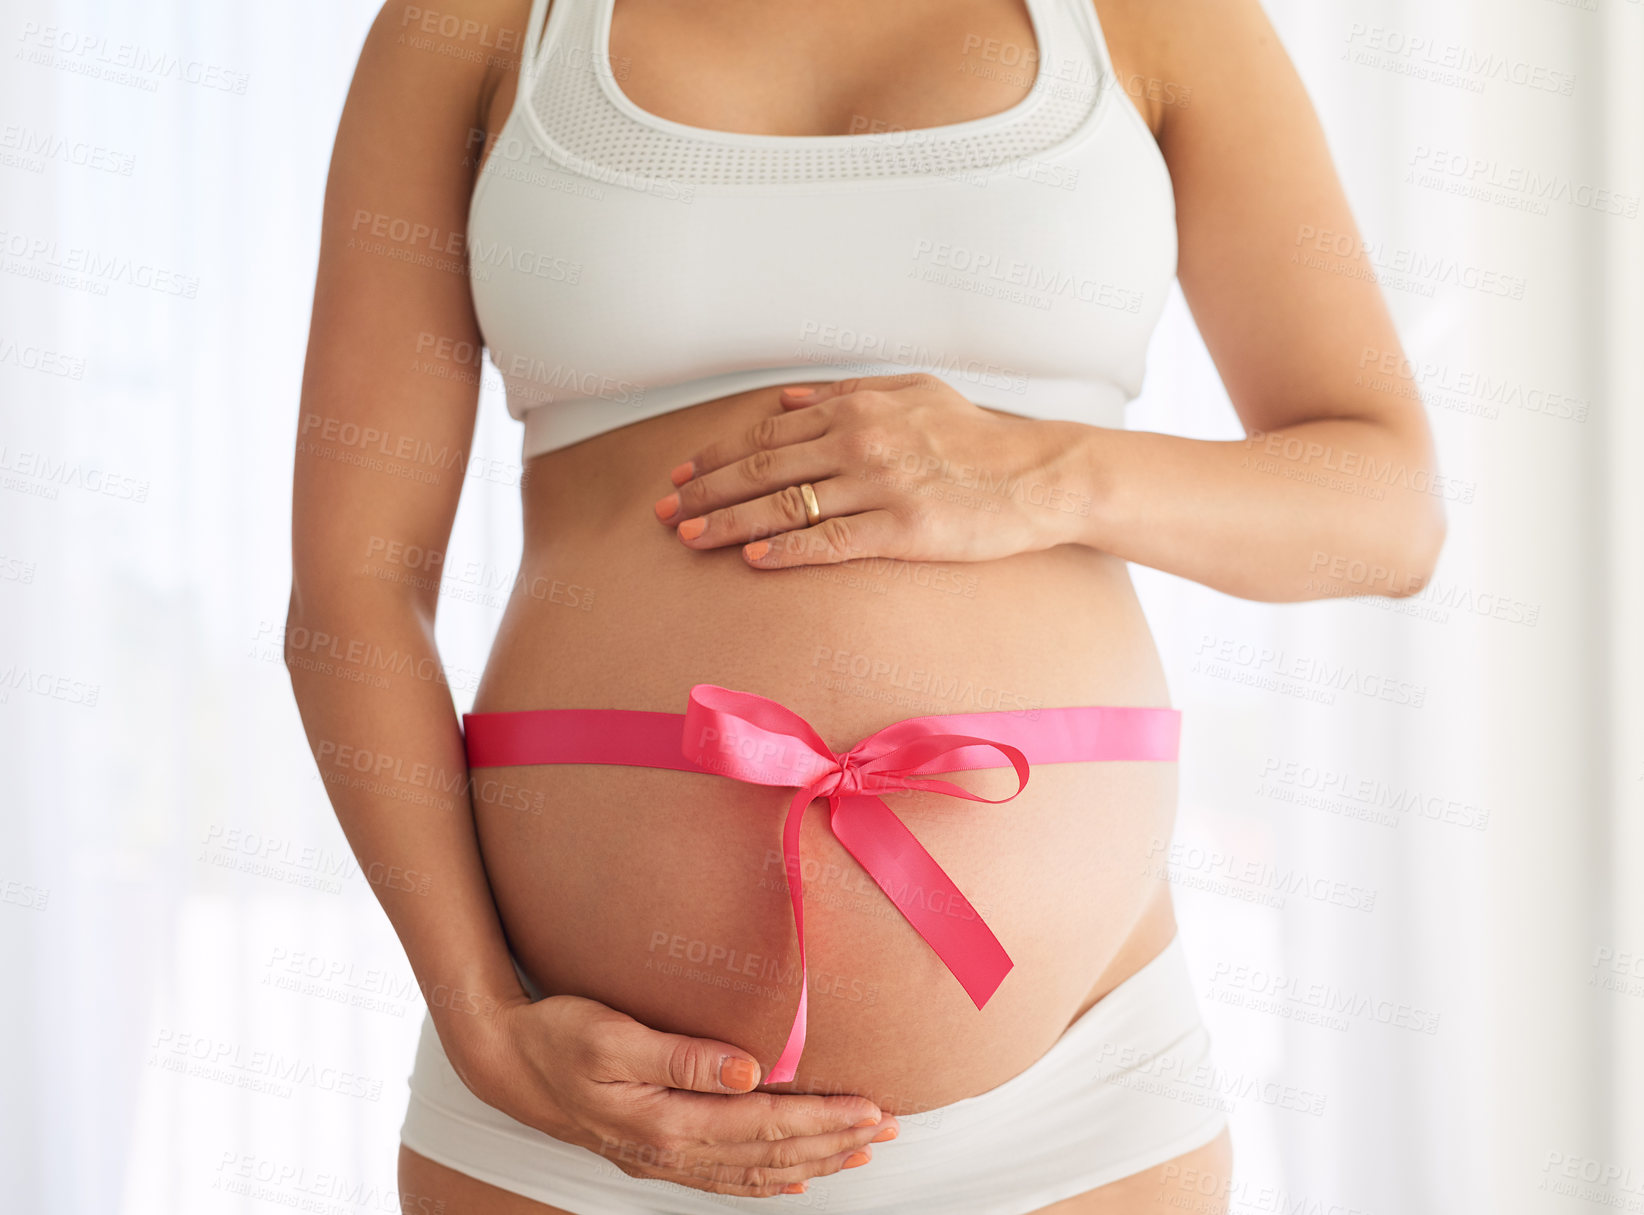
[447,992,898,1198]
[651,373,1094,567]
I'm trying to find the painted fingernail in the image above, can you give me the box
[851,1117,879,1129]
[718,1056,758,1090]
[669,460,695,485]
[782,1183,807,1194]
[677,517,706,541]
[744,540,770,561]
[782,386,814,398]
[842,1151,870,1169]
[870,1125,898,1143]
[653,492,679,521]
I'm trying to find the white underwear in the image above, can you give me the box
[399,935,1228,1215]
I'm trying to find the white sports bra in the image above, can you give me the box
[466,0,1177,460]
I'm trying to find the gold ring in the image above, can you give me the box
[799,482,822,527]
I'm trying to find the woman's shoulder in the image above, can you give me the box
[1089,0,1287,144]
[352,0,539,121]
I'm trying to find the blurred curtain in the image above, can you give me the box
[0,0,1637,1211]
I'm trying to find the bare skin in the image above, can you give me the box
[290,0,1440,1210]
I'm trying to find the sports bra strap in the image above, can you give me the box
[520,0,554,72]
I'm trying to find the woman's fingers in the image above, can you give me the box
[590,1085,896,1195]
[662,1091,898,1166]
[547,1002,898,1196]
[671,477,871,551]
[706,1119,896,1171]
[622,1140,881,1198]
[630,1085,889,1145]
[705,1140,880,1196]
[744,509,906,568]
[657,436,839,529]
[673,403,836,485]
[586,1019,881,1127]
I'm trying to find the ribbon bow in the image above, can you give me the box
[681,684,1030,1084]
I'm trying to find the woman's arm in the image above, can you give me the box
[286,6,892,1192]
[1048,0,1447,602]
[286,1,523,1060]
[651,0,1446,604]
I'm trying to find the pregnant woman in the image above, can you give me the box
[286,0,1445,1210]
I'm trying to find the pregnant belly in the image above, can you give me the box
[468,384,1179,1115]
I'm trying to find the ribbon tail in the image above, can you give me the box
[829,793,1013,1009]
[765,784,816,1084]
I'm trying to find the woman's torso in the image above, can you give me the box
[464,0,1182,1115]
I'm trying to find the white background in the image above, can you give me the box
[1,0,1640,1212]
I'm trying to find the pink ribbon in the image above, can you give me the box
[679,684,1027,1083]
